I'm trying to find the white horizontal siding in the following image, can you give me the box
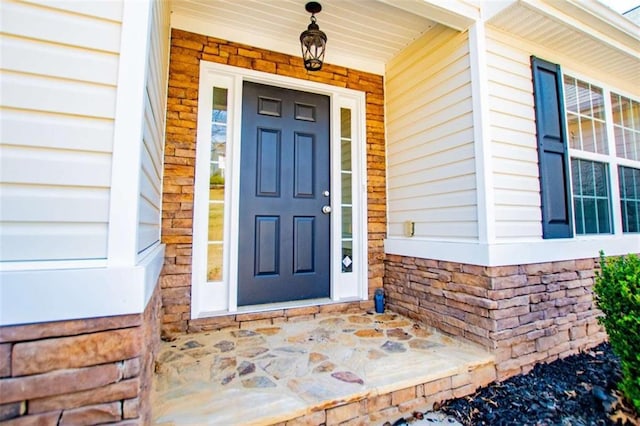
[1,145,112,187]
[137,0,169,255]
[389,205,477,223]
[20,0,123,21]
[390,168,476,202]
[387,116,473,159]
[1,35,119,86]
[1,0,122,53]
[1,72,116,119]
[486,29,542,240]
[389,189,478,213]
[388,221,477,239]
[0,222,108,261]
[0,0,123,262]
[1,109,113,153]
[386,25,477,241]
[0,184,109,223]
[389,150,476,188]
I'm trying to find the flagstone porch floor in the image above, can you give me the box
[151,311,494,425]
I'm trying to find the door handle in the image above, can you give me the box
[322,205,332,214]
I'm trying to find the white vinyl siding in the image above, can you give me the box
[138,0,170,255]
[0,0,123,262]
[386,25,476,240]
[485,29,542,240]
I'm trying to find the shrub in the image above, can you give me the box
[594,251,640,413]
[210,173,225,186]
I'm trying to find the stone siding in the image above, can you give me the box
[384,256,607,381]
[0,287,161,424]
[183,301,375,334]
[161,28,386,334]
[270,362,496,425]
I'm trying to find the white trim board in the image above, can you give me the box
[108,0,152,267]
[0,244,165,326]
[385,235,640,267]
[191,62,368,319]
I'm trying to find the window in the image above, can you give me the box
[564,77,607,154]
[563,76,612,235]
[207,87,228,281]
[571,159,611,234]
[612,93,640,233]
[531,56,640,238]
[619,166,640,233]
[340,108,353,273]
[611,93,640,161]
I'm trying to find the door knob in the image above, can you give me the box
[322,205,332,214]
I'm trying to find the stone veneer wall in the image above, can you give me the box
[384,256,607,381]
[0,287,161,425]
[161,28,386,334]
[185,302,374,334]
[269,363,496,425]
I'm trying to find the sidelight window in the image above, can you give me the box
[340,108,353,273]
[207,87,228,281]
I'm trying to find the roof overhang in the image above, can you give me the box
[376,0,479,31]
[170,0,639,88]
[487,0,640,92]
[170,0,478,74]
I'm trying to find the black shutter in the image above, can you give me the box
[530,56,573,239]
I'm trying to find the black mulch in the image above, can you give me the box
[438,343,639,426]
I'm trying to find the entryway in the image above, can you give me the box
[152,311,495,425]
[191,63,369,317]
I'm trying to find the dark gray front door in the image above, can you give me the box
[238,81,330,306]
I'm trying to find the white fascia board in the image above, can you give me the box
[170,15,385,75]
[481,0,518,21]
[385,235,640,267]
[378,0,479,31]
[521,0,640,60]
[0,244,165,326]
[564,0,640,44]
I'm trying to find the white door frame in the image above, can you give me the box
[191,61,368,319]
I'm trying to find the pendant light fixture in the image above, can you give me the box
[300,2,327,71]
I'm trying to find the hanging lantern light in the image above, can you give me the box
[300,2,327,71]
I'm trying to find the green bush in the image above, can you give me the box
[210,173,225,186]
[594,251,640,413]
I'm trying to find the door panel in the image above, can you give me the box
[238,81,330,306]
[256,129,281,196]
[255,216,279,276]
[293,216,315,273]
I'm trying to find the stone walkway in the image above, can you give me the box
[152,311,491,425]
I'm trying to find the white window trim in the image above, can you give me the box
[191,62,368,319]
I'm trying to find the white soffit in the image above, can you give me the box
[170,0,438,74]
[487,0,640,91]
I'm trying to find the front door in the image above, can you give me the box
[238,81,331,306]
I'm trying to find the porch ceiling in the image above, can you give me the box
[170,0,438,74]
[487,1,640,92]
